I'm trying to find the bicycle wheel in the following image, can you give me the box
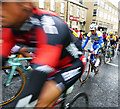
[80,59,91,83]
[103,51,109,64]
[68,92,88,109]
[94,56,102,74]
[0,66,25,106]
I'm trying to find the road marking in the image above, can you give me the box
[106,62,118,67]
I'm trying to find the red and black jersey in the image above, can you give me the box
[1,8,81,75]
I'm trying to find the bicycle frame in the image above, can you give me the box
[25,85,88,109]
[84,49,101,73]
[4,55,32,86]
[2,55,89,108]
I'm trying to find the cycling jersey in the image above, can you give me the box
[107,36,116,41]
[82,31,103,54]
[1,8,81,69]
[115,35,118,42]
[1,8,85,107]
[71,29,83,44]
[103,34,107,39]
[107,35,116,46]
[72,30,79,38]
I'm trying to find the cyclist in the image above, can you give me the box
[0,1,86,108]
[73,27,83,43]
[115,34,119,49]
[106,32,116,56]
[107,32,116,46]
[82,24,103,67]
[102,31,107,46]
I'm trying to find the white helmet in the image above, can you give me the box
[89,24,98,30]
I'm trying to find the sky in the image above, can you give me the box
[108,0,120,7]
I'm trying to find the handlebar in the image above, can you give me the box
[83,49,92,53]
[8,55,33,66]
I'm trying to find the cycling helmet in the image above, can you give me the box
[89,24,98,30]
[109,32,113,35]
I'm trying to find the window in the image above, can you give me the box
[115,10,117,16]
[114,18,116,23]
[99,11,103,18]
[105,4,108,10]
[70,6,73,15]
[108,15,110,21]
[104,13,107,20]
[112,9,114,14]
[39,0,44,9]
[93,9,97,16]
[94,0,99,6]
[51,0,55,11]
[109,6,112,12]
[82,10,85,18]
[111,16,113,22]
[77,8,80,17]
[115,10,118,16]
[110,24,113,29]
[94,0,98,6]
[100,1,104,8]
[61,2,64,13]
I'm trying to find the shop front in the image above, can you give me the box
[69,16,80,29]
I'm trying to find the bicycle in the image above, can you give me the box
[103,45,115,64]
[0,55,89,108]
[25,85,89,109]
[117,42,120,55]
[0,55,32,105]
[80,49,102,83]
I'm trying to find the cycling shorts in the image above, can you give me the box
[47,55,86,92]
[92,43,101,55]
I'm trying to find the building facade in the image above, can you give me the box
[81,0,119,34]
[35,0,88,31]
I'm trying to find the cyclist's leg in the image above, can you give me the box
[91,42,95,62]
[35,80,62,107]
[35,56,86,108]
[93,44,100,67]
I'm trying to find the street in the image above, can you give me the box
[66,42,119,108]
[0,42,119,108]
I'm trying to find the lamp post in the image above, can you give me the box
[66,0,69,23]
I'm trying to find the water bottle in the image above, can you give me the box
[66,85,74,94]
[92,58,96,64]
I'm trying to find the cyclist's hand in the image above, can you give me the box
[93,51,95,55]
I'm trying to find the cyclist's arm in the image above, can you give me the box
[106,36,109,40]
[106,36,110,44]
[0,28,15,66]
[82,36,89,49]
[98,36,103,48]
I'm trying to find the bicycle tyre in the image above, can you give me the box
[80,60,91,83]
[0,66,25,106]
[68,92,88,109]
[104,55,108,64]
[94,55,102,74]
